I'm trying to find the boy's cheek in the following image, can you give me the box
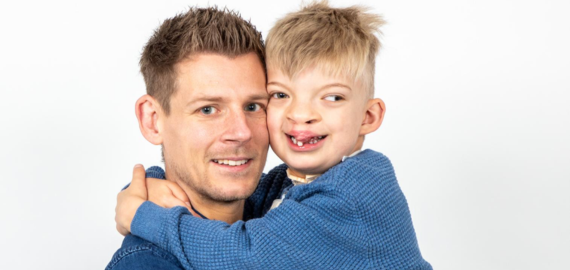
[266,107,282,132]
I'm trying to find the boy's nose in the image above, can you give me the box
[286,102,321,125]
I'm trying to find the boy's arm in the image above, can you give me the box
[243,164,292,220]
[117,162,430,270]
[115,165,147,235]
[116,166,364,269]
[116,165,196,235]
[131,191,365,270]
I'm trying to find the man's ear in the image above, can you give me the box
[135,95,163,145]
[359,98,386,136]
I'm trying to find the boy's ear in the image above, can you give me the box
[359,98,386,136]
[135,94,164,145]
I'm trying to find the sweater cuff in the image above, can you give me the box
[131,201,168,245]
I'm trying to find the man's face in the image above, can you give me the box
[160,53,269,202]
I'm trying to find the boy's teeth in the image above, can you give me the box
[290,135,325,146]
[213,159,248,166]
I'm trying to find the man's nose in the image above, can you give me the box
[221,110,253,144]
[286,99,321,125]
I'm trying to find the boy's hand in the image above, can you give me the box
[115,165,203,236]
[115,164,147,236]
[146,177,191,209]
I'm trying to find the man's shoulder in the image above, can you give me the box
[106,234,183,270]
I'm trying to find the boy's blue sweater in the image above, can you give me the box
[131,149,432,269]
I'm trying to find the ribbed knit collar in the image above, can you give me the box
[285,150,362,185]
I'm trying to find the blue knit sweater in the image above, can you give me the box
[131,149,431,269]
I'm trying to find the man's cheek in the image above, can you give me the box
[252,120,269,138]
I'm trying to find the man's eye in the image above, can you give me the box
[324,95,343,102]
[200,106,217,115]
[245,103,261,112]
[272,92,289,99]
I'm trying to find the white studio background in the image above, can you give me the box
[0,0,568,269]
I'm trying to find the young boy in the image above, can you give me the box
[117,2,431,269]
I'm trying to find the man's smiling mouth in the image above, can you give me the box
[212,159,250,166]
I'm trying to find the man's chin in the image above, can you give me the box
[205,187,255,203]
[204,174,260,201]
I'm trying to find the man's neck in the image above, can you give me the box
[181,184,245,224]
[161,173,244,224]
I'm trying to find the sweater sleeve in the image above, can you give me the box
[131,152,431,270]
[243,164,292,220]
[131,183,369,270]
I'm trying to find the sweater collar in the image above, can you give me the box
[286,150,363,185]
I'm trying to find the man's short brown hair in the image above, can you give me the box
[140,7,265,114]
[266,0,385,98]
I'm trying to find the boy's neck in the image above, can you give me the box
[287,168,310,179]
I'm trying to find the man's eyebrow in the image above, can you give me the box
[248,93,270,101]
[185,93,269,107]
[185,96,224,107]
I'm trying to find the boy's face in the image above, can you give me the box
[267,66,369,175]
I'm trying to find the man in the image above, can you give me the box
[106,7,269,269]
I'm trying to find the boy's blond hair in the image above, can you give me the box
[266,0,385,98]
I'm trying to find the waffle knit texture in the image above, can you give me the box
[131,149,432,269]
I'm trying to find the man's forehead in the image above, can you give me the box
[170,52,268,106]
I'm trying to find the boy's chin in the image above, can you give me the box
[276,150,340,175]
[286,160,332,176]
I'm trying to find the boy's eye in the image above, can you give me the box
[200,106,217,115]
[272,92,289,99]
[324,95,343,102]
[245,103,261,112]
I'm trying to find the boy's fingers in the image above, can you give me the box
[145,177,163,194]
[162,197,192,210]
[146,178,171,202]
[116,224,129,236]
[187,205,202,219]
[130,164,147,198]
[166,181,190,204]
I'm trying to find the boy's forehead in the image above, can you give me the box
[268,65,366,93]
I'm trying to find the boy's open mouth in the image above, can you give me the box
[287,134,327,147]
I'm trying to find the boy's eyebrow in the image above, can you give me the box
[268,82,351,92]
[267,81,291,91]
[319,83,352,92]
